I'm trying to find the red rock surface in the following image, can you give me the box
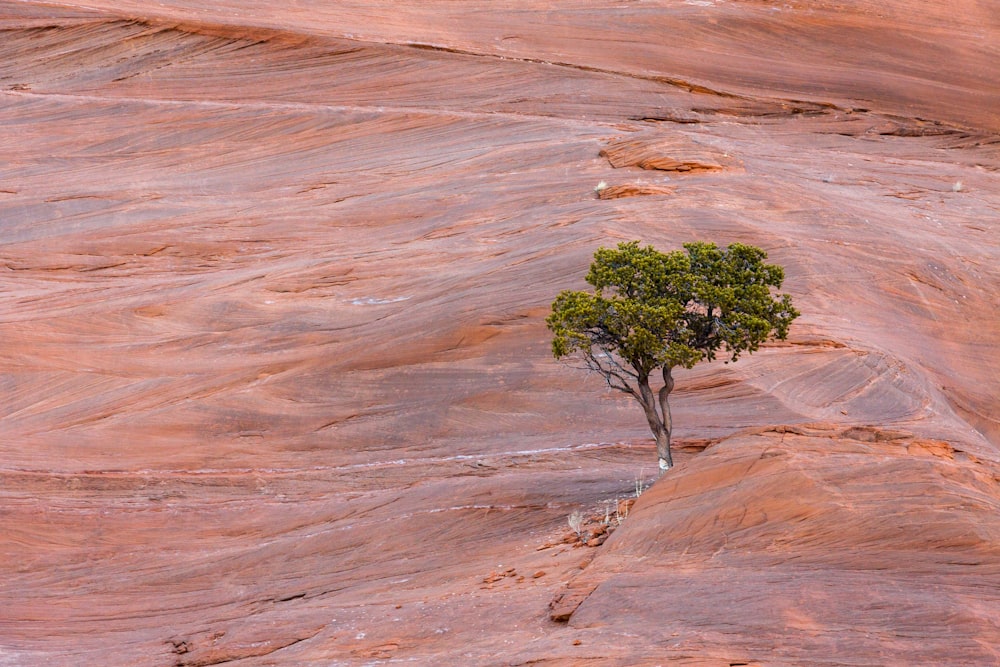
[1,1,998,664]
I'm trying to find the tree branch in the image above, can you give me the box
[578,347,639,398]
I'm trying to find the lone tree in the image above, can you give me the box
[547,241,798,471]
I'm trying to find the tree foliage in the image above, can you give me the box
[547,240,799,470]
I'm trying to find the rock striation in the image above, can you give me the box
[552,425,1000,663]
[1,1,998,665]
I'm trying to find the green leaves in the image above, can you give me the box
[547,241,799,381]
[586,241,692,302]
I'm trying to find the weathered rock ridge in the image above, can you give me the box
[553,425,1000,664]
[1,1,998,665]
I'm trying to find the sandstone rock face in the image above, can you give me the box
[557,426,1000,663]
[1,1,998,665]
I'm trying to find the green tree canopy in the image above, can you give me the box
[547,240,799,470]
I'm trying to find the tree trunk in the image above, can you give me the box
[636,370,674,471]
[658,366,675,470]
[653,426,672,471]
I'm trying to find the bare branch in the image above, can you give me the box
[595,347,639,380]
[580,347,639,398]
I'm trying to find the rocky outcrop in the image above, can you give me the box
[596,183,676,199]
[551,425,1000,663]
[600,134,729,173]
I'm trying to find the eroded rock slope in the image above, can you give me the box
[1,1,998,664]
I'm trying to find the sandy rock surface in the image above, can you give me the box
[1,1,998,665]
